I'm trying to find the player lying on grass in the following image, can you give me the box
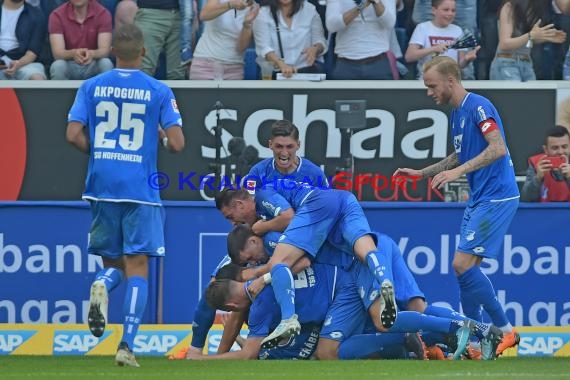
[232,226,503,360]
[195,261,429,360]
[215,184,399,349]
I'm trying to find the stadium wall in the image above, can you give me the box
[1,81,569,356]
[2,81,570,201]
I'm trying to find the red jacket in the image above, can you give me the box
[529,154,570,202]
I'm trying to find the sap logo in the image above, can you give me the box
[53,332,101,355]
[518,334,570,356]
[133,332,188,355]
[207,330,246,354]
[0,331,35,353]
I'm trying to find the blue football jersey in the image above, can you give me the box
[68,69,182,205]
[255,178,315,220]
[247,263,339,338]
[247,157,329,189]
[450,93,519,204]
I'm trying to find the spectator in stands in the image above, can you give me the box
[554,0,570,80]
[412,0,478,79]
[543,0,570,79]
[48,0,114,80]
[477,0,502,79]
[521,126,570,202]
[114,0,138,29]
[252,0,327,78]
[490,0,566,81]
[325,0,397,80]
[405,0,479,79]
[180,0,194,66]
[0,0,47,80]
[189,0,259,80]
[134,0,185,79]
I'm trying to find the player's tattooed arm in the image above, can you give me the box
[420,153,459,178]
[460,130,507,175]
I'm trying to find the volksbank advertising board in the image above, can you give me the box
[0,202,568,328]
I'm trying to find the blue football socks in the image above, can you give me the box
[458,266,510,328]
[338,333,406,359]
[389,311,453,334]
[270,263,296,320]
[121,276,148,349]
[365,251,392,285]
[94,267,123,292]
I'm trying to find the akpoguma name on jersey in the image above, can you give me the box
[94,86,151,101]
[94,151,143,163]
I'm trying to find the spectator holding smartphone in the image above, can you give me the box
[521,126,570,202]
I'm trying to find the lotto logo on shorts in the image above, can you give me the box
[246,180,256,195]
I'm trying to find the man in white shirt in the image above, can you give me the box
[325,0,397,79]
[0,0,46,80]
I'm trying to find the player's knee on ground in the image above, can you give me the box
[314,338,339,360]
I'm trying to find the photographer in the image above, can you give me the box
[521,126,570,202]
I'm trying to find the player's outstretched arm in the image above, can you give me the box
[395,153,460,180]
[186,336,263,360]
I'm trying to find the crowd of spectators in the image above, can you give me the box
[4,0,570,80]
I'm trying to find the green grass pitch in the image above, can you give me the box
[3,357,570,380]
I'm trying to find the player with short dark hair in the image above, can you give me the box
[521,125,570,202]
[169,128,329,360]
[66,23,185,367]
[215,180,398,349]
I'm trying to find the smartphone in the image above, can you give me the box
[0,59,6,70]
[546,156,567,169]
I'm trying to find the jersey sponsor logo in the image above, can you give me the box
[477,105,487,121]
[156,246,165,254]
[0,331,35,354]
[453,134,463,153]
[473,246,485,254]
[460,118,465,129]
[53,331,108,355]
[518,333,570,356]
[170,99,179,113]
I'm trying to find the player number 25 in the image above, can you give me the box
[94,101,146,151]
